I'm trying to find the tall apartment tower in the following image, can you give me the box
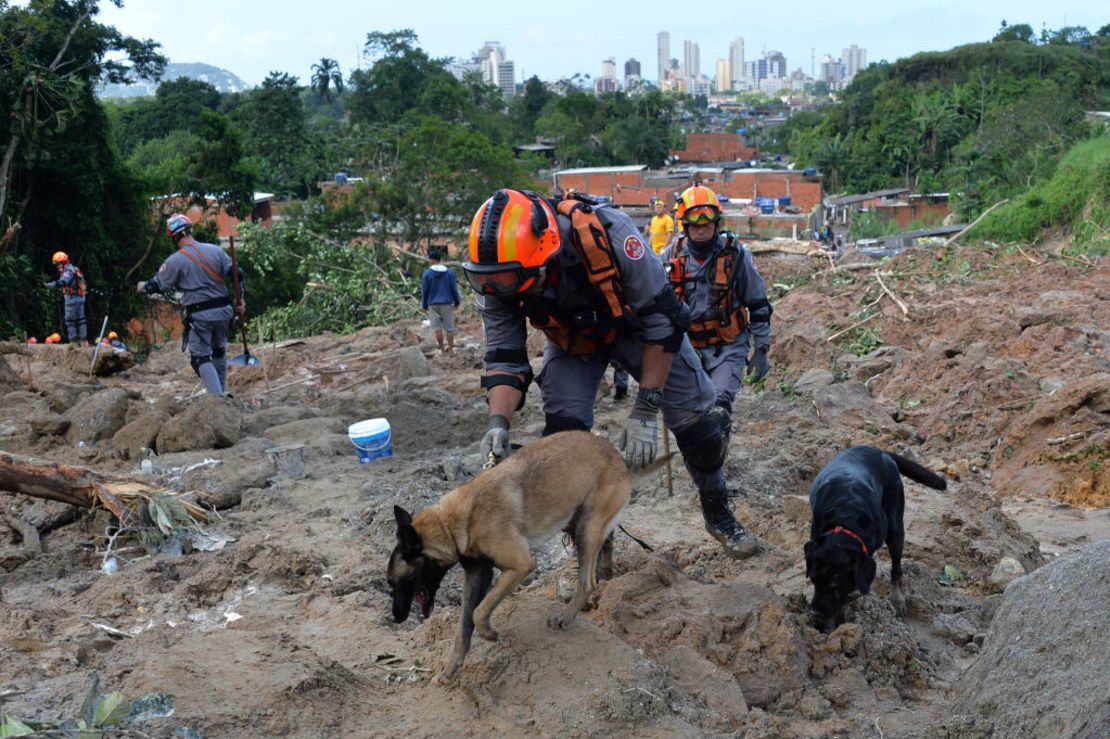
[624,58,641,88]
[716,59,730,92]
[683,40,700,85]
[728,37,744,90]
[842,44,867,83]
[657,32,670,85]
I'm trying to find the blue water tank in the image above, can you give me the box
[803,167,817,177]
[335,171,349,185]
[778,196,791,207]
[736,128,747,135]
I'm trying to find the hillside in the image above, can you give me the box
[0,239,1106,736]
[98,62,249,98]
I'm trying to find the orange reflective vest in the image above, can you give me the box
[667,236,747,348]
[523,195,632,355]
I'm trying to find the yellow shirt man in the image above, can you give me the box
[648,200,675,254]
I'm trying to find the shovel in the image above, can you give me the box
[228,235,260,366]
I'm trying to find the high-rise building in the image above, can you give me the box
[480,44,516,98]
[819,54,842,89]
[601,58,616,80]
[683,40,700,86]
[497,60,515,97]
[715,59,730,93]
[765,50,787,78]
[842,44,867,83]
[728,37,744,90]
[624,58,641,89]
[657,32,670,86]
[477,42,505,64]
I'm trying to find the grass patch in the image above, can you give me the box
[969,136,1110,256]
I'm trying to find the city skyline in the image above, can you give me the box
[98,1,1105,89]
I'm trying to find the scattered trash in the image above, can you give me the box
[938,564,966,586]
[263,443,307,480]
[100,556,119,575]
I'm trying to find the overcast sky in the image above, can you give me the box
[96,0,1106,87]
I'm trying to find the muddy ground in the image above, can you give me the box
[1,240,1107,737]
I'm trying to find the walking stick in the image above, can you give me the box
[663,428,674,497]
[227,235,259,366]
[89,316,109,378]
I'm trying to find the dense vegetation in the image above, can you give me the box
[781,22,1110,218]
[1,4,1106,340]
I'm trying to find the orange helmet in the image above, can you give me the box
[463,189,560,297]
[45,333,61,344]
[52,251,69,264]
[676,185,722,224]
[107,331,119,340]
[27,337,38,344]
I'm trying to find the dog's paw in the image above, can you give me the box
[476,622,500,642]
[891,590,907,618]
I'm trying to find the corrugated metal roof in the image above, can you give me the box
[555,165,647,176]
[825,188,910,206]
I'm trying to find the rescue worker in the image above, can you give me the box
[644,198,675,256]
[136,214,244,396]
[463,188,761,559]
[661,185,772,417]
[44,252,88,344]
[106,331,128,351]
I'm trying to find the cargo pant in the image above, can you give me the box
[695,335,750,408]
[537,334,727,494]
[64,296,87,343]
[185,307,232,395]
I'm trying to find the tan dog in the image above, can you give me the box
[387,431,669,684]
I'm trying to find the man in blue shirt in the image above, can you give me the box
[421,248,461,354]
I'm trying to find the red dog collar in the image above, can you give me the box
[827,526,869,555]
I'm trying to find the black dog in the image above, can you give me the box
[804,446,947,632]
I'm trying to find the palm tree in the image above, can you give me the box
[310,57,344,102]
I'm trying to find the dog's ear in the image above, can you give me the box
[855,555,877,595]
[804,540,818,579]
[393,506,421,553]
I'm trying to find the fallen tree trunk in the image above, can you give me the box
[0,450,206,525]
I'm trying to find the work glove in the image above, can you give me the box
[479,414,511,466]
[747,347,770,383]
[619,390,661,469]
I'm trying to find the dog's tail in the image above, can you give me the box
[628,452,678,481]
[888,452,947,490]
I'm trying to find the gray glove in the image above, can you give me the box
[619,390,661,469]
[747,347,770,383]
[479,414,511,465]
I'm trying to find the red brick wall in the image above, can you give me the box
[876,200,951,229]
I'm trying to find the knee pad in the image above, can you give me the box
[190,354,213,375]
[211,346,226,359]
[542,414,589,437]
[673,411,729,473]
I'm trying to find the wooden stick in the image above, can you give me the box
[3,512,41,554]
[873,269,910,320]
[1015,244,1042,265]
[827,310,880,343]
[251,373,319,396]
[944,198,1009,246]
[663,430,673,497]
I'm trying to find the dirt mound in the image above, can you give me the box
[64,387,130,445]
[943,539,1110,738]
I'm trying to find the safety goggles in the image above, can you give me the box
[682,206,721,225]
[462,261,546,298]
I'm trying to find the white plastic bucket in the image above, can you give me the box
[348,418,393,464]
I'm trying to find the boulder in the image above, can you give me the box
[156,396,241,453]
[813,382,899,434]
[987,556,1026,592]
[112,411,169,459]
[362,346,431,384]
[947,540,1110,738]
[792,368,834,394]
[263,417,346,444]
[29,413,70,436]
[64,388,130,444]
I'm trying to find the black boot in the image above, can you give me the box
[699,486,761,559]
[613,385,628,401]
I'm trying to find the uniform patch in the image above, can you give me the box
[623,235,645,260]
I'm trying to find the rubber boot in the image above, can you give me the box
[699,486,761,560]
[197,362,224,396]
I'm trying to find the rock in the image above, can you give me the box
[813,382,899,435]
[932,612,977,646]
[947,540,1110,738]
[92,349,134,376]
[1038,377,1066,396]
[29,413,70,436]
[987,556,1026,592]
[242,405,319,436]
[797,689,832,721]
[157,396,242,453]
[112,411,169,459]
[792,368,835,393]
[64,388,130,444]
[263,417,345,444]
[362,346,431,383]
[782,495,811,524]
[47,383,95,413]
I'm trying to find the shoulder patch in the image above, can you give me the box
[623,235,645,260]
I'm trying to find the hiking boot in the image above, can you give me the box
[700,488,762,560]
[613,385,628,401]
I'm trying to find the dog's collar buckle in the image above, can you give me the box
[827,526,869,555]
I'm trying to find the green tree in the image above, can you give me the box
[310,57,344,102]
[230,71,312,198]
[993,21,1036,44]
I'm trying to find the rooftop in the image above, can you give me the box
[554,165,647,176]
